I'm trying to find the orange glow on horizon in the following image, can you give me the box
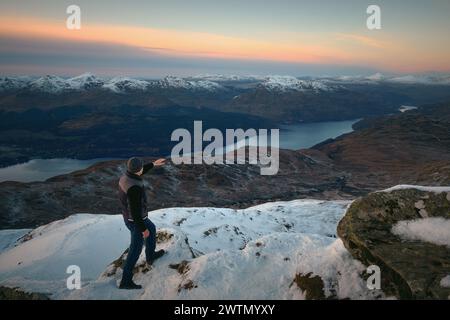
[1,16,449,73]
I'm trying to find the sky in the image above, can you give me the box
[0,0,449,77]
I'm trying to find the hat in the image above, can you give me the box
[127,157,143,174]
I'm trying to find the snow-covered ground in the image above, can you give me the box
[0,199,386,300]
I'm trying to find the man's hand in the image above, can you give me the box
[153,158,166,167]
[142,229,150,238]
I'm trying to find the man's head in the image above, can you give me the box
[127,157,144,175]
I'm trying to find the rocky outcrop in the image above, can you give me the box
[337,188,450,299]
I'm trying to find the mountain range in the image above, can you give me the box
[2,73,450,94]
[2,73,450,167]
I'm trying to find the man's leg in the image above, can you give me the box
[144,219,156,262]
[121,223,144,285]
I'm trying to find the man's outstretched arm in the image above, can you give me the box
[142,158,167,175]
[142,163,154,175]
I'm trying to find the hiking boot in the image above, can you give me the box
[119,280,142,290]
[147,249,166,265]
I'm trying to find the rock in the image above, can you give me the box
[337,189,450,299]
[169,260,190,275]
[292,272,326,300]
[0,286,49,300]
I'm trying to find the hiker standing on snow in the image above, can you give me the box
[118,156,167,289]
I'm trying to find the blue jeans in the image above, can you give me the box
[121,218,156,284]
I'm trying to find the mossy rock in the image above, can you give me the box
[337,189,450,299]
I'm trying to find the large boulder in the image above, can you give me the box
[337,187,450,299]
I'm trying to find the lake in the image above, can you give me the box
[279,119,358,149]
[0,119,358,183]
[0,158,114,183]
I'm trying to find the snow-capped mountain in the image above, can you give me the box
[102,77,150,93]
[28,75,72,94]
[156,76,225,92]
[68,73,104,90]
[188,74,265,82]
[0,76,33,92]
[260,75,334,92]
[365,72,386,81]
[0,199,385,300]
[387,74,450,85]
[2,72,450,95]
[329,73,450,85]
[0,74,227,94]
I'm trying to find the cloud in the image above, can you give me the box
[0,34,380,77]
[335,33,387,49]
[0,16,348,64]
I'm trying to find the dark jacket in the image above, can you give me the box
[118,163,154,232]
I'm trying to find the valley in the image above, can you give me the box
[1,101,449,230]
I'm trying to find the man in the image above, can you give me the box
[118,156,167,289]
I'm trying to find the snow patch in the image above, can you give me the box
[380,185,450,194]
[392,217,450,248]
[399,105,418,113]
[440,275,450,288]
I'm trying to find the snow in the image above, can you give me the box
[380,185,450,193]
[440,275,450,288]
[0,76,32,91]
[326,73,450,85]
[67,73,104,90]
[0,199,388,300]
[102,77,149,93]
[366,73,386,81]
[4,73,450,94]
[387,74,450,85]
[0,214,129,296]
[28,75,72,94]
[399,105,418,113]
[260,75,333,92]
[392,217,450,248]
[189,74,264,82]
[156,76,224,91]
[1,74,224,94]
